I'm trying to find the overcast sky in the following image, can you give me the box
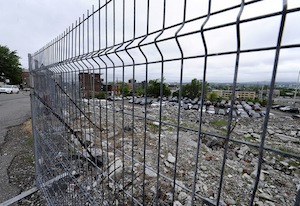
[0,0,299,83]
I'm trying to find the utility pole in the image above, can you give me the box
[260,84,264,100]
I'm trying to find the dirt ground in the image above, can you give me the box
[0,119,46,206]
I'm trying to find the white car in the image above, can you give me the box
[0,85,20,94]
[279,106,290,112]
[207,105,215,114]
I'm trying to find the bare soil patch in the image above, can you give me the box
[2,119,46,206]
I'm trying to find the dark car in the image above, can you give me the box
[292,114,300,119]
[289,108,299,114]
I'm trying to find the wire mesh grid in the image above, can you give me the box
[28,0,300,205]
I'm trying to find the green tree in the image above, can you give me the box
[0,45,22,84]
[172,90,179,97]
[95,92,106,99]
[207,92,219,102]
[120,83,130,96]
[135,86,145,96]
[174,78,207,99]
[147,79,171,98]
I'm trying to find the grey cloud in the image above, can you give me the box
[1,0,299,83]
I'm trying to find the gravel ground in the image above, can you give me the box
[0,119,46,206]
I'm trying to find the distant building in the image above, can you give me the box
[102,84,121,96]
[79,72,102,96]
[212,89,256,100]
[262,89,280,98]
[212,90,223,97]
[128,79,136,91]
[168,83,179,94]
[21,69,30,89]
[236,91,256,99]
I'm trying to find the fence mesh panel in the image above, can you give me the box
[29,0,300,205]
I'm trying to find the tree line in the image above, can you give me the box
[118,78,209,100]
[0,45,22,85]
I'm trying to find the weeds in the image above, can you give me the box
[211,119,227,127]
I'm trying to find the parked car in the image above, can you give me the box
[253,105,261,111]
[134,98,142,104]
[218,109,225,115]
[128,98,135,103]
[170,96,178,102]
[231,110,237,117]
[243,104,252,111]
[288,108,299,114]
[248,110,260,118]
[292,114,300,119]
[107,96,122,101]
[271,104,281,109]
[236,104,243,110]
[226,108,237,117]
[182,104,189,110]
[247,101,254,106]
[220,100,226,108]
[0,85,19,94]
[198,105,206,113]
[240,111,249,118]
[279,106,291,112]
[191,104,199,110]
[259,111,275,117]
[151,102,160,107]
[254,102,261,107]
[247,109,256,117]
[140,99,153,105]
[140,99,146,105]
[191,97,198,105]
[207,105,215,114]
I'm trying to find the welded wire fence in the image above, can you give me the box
[29,0,300,205]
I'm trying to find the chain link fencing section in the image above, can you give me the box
[28,0,300,205]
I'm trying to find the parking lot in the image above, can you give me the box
[108,96,299,119]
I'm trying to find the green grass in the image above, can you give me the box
[288,160,300,167]
[220,128,228,135]
[147,121,159,132]
[243,135,254,142]
[211,119,227,127]
[279,147,300,155]
[166,126,174,131]
[27,155,35,164]
[26,136,34,146]
[180,122,189,127]
[179,122,198,130]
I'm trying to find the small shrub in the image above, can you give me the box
[95,92,106,99]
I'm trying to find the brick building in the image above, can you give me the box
[79,72,102,96]
[21,69,30,89]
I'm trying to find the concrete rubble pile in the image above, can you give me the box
[54,99,300,205]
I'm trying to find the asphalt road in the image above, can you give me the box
[0,92,31,144]
[0,92,31,203]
